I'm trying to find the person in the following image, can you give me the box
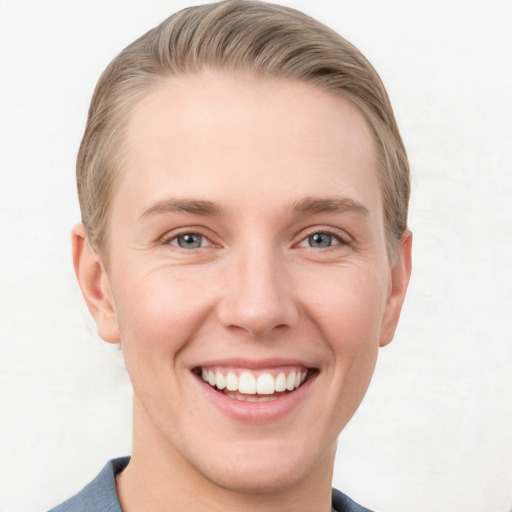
[49,1,412,511]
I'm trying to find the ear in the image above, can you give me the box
[380,231,412,347]
[72,223,120,344]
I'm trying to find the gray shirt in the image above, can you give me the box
[48,457,374,512]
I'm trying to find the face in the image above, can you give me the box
[77,71,411,495]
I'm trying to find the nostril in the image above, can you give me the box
[223,319,294,339]
[216,273,300,337]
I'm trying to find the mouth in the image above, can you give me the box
[193,366,317,403]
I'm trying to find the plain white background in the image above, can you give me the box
[1,1,511,511]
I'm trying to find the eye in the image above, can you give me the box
[297,230,349,249]
[169,233,208,249]
[306,232,338,248]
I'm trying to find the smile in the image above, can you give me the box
[196,367,311,402]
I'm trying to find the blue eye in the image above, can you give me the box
[307,233,336,248]
[172,233,205,249]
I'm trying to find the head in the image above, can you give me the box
[73,0,412,501]
[77,0,409,264]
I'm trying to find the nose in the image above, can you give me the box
[216,246,299,338]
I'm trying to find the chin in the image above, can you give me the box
[189,437,336,495]
[201,460,310,495]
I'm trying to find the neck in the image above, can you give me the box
[116,399,336,512]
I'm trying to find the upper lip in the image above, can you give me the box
[191,357,317,371]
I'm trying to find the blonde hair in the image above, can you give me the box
[77,0,409,261]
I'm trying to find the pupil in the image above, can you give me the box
[178,234,202,249]
[309,233,331,248]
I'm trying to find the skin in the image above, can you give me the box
[73,71,412,512]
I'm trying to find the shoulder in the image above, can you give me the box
[47,457,130,512]
[332,488,376,512]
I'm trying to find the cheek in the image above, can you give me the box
[109,270,219,415]
[319,290,382,387]
[306,265,388,345]
[112,268,216,358]
[304,266,387,398]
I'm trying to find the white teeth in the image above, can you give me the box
[200,368,309,395]
[256,373,275,395]
[215,371,225,390]
[239,372,257,394]
[275,372,286,392]
[225,372,238,391]
[286,372,296,391]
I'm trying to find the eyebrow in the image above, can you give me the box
[291,196,369,216]
[140,198,224,218]
[139,195,368,219]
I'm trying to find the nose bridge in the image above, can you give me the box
[217,240,298,337]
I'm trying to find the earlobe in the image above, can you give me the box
[380,231,413,347]
[72,223,120,344]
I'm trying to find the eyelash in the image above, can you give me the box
[161,227,351,251]
[297,227,352,249]
[160,229,216,250]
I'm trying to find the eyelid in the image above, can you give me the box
[160,227,220,248]
[169,234,208,249]
[295,226,352,247]
[158,225,352,249]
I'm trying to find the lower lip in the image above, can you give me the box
[194,373,317,423]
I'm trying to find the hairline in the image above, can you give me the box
[93,69,399,270]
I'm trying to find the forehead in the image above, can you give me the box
[114,71,381,221]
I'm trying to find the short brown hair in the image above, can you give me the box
[77,0,410,261]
